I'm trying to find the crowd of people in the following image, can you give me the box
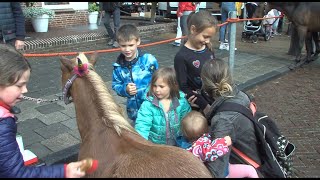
[110,9,262,178]
[0,2,290,178]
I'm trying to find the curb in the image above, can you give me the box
[40,65,291,165]
[238,66,290,91]
[24,21,176,52]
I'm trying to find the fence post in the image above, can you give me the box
[229,11,237,77]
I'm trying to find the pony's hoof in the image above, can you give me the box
[311,53,319,61]
[294,59,301,63]
[288,63,297,70]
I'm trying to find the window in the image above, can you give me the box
[42,2,71,9]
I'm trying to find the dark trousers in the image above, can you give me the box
[104,7,120,41]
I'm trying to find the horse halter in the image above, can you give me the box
[62,57,90,105]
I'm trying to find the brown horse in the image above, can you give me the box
[59,52,213,178]
[253,2,320,68]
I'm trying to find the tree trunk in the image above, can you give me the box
[150,2,157,23]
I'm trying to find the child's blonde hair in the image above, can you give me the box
[201,58,234,99]
[181,110,208,142]
[116,24,140,43]
[148,67,180,99]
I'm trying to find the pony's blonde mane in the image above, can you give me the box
[75,53,137,136]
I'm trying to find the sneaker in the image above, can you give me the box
[107,39,114,46]
[10,106,21,114]
[112,41,119,48]
[219,43,237,51]
[219,43,229,50]
[172,42,181,47]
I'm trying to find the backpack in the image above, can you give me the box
[216,102,296,178]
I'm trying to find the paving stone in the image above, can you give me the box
[38,112,71,125]
[69,129,81,140]
[34,123,70,139]
[18,129,45,147]
[41,133,80,152]
[61,118,78,130]
[17,118,46,134]
[15,108,43,122]
[26,142,52,159]
[35,103,65,114]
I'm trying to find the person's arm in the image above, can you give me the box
[177,2,186,17]
[0,118,67,178]
[174,53,195,99]
[134,101,154,140]
[136,54,159,99]
[206,116,235,177]
[112,68,131,98]
[186,134,230,162]
[11,2,25,41]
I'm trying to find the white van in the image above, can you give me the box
[158,2,221,18]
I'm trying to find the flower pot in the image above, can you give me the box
[31,14,49,32]
[88,11,99,24]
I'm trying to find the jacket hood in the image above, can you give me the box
[115,49,145,67]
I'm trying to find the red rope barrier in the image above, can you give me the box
[23,15,284,57]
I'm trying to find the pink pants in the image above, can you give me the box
[228,164,259,178]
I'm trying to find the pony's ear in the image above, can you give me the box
[89,51,98,66]
[60,56,73,71]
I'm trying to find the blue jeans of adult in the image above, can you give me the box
[219,2,236,43]
[104,7,120,41]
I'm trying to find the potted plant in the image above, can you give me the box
[88,2,100,24]
[23,3,55,32]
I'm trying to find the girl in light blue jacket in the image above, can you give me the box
[135,67,191,145]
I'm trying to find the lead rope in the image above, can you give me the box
[21,95,61,104]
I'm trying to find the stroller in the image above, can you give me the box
[241,2,272,43]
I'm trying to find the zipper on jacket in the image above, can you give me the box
[127,61,139,109]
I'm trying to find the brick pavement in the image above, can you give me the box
[246,60,320,178]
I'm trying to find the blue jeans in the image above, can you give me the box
[219,2,236,43]
[104,7,120,41]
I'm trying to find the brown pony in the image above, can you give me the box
[59,52,213,178]
[253,2,320,67]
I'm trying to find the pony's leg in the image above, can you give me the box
[294,26,307,64]
[304,31,313,63]
[312,32,320,61]
[288,24,299,57]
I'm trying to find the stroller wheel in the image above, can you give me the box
[250,35,258,43]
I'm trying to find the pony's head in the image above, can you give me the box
[60,52,98,86]
[60,52,98,105]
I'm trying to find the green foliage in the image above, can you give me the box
[88,2,99,13]
[23,7,55,20]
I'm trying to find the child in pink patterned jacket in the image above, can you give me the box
[178,110,259,178]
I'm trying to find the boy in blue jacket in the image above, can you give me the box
[112,24,159,123]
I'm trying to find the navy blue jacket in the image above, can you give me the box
[0,116,65,178]
[0,2,26,41]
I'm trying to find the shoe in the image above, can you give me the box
[107,39,114,46]
[172,42,181,47]
[219,43,229,50]
[112,41,119,48]
[273,32,281,36]
[219,43,237,51]
[10,106,21,114]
